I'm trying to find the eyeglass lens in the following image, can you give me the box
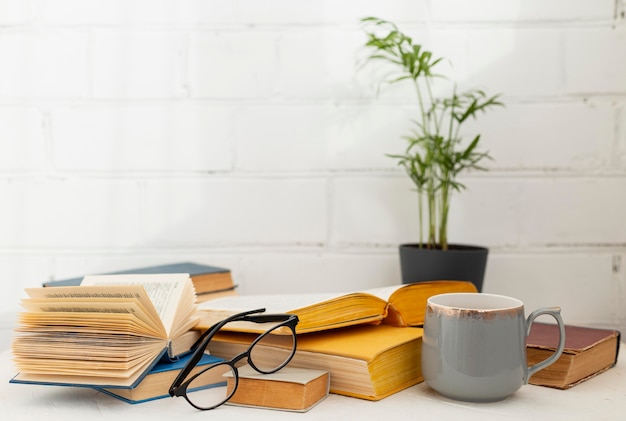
[186,362,235,409]
[183,322,297,410]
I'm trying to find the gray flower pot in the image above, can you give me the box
[398,244,488,292]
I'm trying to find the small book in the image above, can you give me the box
[526,323,621,389]
[11,273,199,389]
[209,324,423,401]
[224,365,329,412]
[198,280,477,334]
[98,353,223,404]
[42,262,237,303]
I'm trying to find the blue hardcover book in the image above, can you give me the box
[97,353,223,404]
[42,262,236,299]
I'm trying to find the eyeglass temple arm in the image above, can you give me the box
[241,314,298,323]
[189,307,267,351]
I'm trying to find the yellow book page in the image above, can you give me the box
[197,281,476,333]
[384,280,478,326]
[19,298,165,337]
[24,285,166,337]
[197,291,388,334]
[16,312,162,338]
[81,273,193,337]
[11,350,161,386]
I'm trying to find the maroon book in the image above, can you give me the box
[526,323,621,389]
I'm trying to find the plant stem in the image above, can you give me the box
[439,183,450,250]
[428,173,436,248]
[418,189,424,248]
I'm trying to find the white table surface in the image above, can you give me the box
[2,312,625,421]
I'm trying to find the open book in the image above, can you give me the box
[210,324,423,400]
[197,280,477,334]
[11,274,199,389]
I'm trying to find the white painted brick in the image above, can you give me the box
[332,177,525,248]
[91,30,187,99]
[518,178,626,245]
[189,32,278,99]
[142,179,327,245]
[446,179,523,247]
[51,104,235,171]
[0,107,46,170]
[464,101,616,170]
[0,31,88,99]
[334,177,626,248]
[484,253,619,325]
[0,179,142,248]
[235,104,412,171]
[619,104,626,168]
[564,27,626,95]
[189,0,428,25]
[0,256,51,314]
[431,0,615,22]
[237,253,401,295]
[332,176,419,246]
[464,29,562,97]
[40,0,422,27]
[39,0,196,25]
[277,29,365,100]
[0,0,35,24]
[450,178,626,247]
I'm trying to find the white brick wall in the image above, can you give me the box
[1,1,624,328]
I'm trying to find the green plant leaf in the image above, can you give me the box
[360,16,504,248]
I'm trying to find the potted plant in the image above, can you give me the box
[360,17,504,291]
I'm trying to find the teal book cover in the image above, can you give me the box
[97,353,224,404]
[43,262,230,287]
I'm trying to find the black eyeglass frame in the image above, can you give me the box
[168,308,299,410]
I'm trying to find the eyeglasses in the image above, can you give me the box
[169,308,299,410]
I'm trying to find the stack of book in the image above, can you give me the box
[197,280,477,401]
[11,273,200,389]
[13,270,620,410]
[11,277,475,406]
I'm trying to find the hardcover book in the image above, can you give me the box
[98,353,223,404]
[42,262,237,303]
[197,280,476,334]
[526,323,621,389]
[208,324,423,401]
[225,365,329,412]
[11,274,199,389]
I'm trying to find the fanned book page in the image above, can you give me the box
[11,273,199,388]
[81,273,196,337]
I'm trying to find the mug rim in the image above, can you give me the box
[427,292,524,311]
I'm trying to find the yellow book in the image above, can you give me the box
[209,324,424,401]
[197,280,476,334]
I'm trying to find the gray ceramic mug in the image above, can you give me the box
[422,293,565,402]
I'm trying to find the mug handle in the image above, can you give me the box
[524,307,566,383]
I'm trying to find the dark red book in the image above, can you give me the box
[526,323,621,389]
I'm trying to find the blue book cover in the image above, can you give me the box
[97,353,224,404]
[43,262,231,287]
